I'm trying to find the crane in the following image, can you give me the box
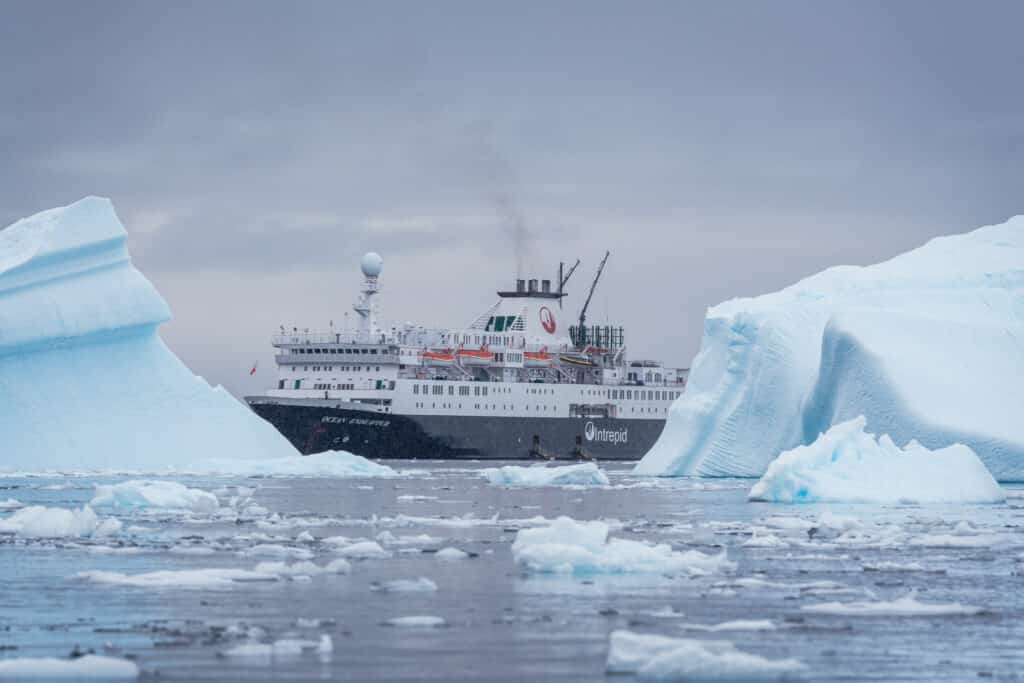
[557,259,580,308]
[576,250,609,348]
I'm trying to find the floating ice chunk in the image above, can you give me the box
[77,568,278,588]
[907,533,1014,548]
[168,546,216,556]
[801,593,983,617]
[512,517,734,575]
[296,531,315,543]
[482,463,611,487]
[372,577,438,592]
[336,540,389,559]
[254,559,351,576]
[91,480,219,512]
[222,636,332,660]
[0,505,116,538]
[198,451,397,478]
[862,561,927,572]
[636,215,1024,482]
[606,630,804,679]
[397,495,438,502]
[435,547,470,560]
[0,654,139,679]
[0,499,22,510]
[743,531,788,548]
[644,607,686,619]
[680,619,776,632]
[241,544,315,560]
[749,417,1005,504]
[384,616,446,627]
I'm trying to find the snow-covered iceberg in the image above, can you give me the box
[636,216,1024,481]
[481,463,610,487]
[748,417,1005,504]
[0,197,303,472]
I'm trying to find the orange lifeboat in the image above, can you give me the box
[422,349,455,366]
[457,347,493,366]
[523,350,552,367]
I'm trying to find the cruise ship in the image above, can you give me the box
[246,252,687,460]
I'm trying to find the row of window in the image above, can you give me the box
[299,365,381,372]
[290,347,380,355]
[408,402,670,415]
[279,380,395,391]
[610,389,679,401]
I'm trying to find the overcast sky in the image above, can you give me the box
[2,1,1023,398]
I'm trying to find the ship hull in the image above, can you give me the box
[247,399,664,460]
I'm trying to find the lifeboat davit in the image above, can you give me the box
[422,349,455,366]
[457,348,493,366]
[523,351,552,367]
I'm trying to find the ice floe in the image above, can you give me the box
[222,635,332,660]
[76,568,278,588]
[435,547,470,560]
[241,544,315,560]
[606,630,805,679]
[372,577,438,592]
[679,619,777,632]
[0,505,120,538]
[384,615,447,627]
[0,498,23,510]
[482,463,610,487]
[335,540,389,559]
[749,417,1005,504]
[801,593,983,617]
[197,451,398,478]
[0,654,139,679]
[90,480,219,512]
[512,516,734,575]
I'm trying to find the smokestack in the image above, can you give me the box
[541,279,551,293]
[516,279,526,293]
[528,279,538,293]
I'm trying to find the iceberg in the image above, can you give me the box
[636,215,1024,480]
[481,463,610,487]
[0,197,391,474]
[748,417,1005,504]
[511,516,734,575]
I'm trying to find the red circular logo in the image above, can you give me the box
[539,306,556,334]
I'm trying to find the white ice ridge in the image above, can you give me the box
[481,463,610,487]
[749,417,1006,504]
[0,197,300,472]
[636,215,1024,481]
[606,630,805,680]
[511,516,734,575]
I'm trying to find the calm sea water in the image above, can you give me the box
[1,461,1022,681]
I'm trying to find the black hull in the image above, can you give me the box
[247,400,665,460]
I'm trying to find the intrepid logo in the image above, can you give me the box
[584,421,628,445]
[539,306,556,334]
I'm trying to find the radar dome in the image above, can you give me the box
[360,252,383,277]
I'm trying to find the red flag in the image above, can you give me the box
[249,361,258,375]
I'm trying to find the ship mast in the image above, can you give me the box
[353,252,383,341]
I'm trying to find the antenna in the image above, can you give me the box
[576,251,610,348]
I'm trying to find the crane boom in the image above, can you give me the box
[577,251,610,347]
